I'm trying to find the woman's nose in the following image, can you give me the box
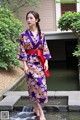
[27,18,30,22]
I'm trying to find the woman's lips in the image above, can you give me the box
[28,23,31,25]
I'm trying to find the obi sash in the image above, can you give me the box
[26,49,50,78]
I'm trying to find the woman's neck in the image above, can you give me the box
[29,26,38,38]
[29,25,37,32]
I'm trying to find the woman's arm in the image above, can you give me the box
[44,60,48,71]
[23,61,29,74]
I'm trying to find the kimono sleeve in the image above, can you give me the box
[18,34,27,61]
[43,35,51,60]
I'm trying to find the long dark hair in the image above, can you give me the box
[26,11,42,39]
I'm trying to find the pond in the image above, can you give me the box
[10,111,80,120]
[9,61,80,120]
[45,112,80,120]
[11,61,79,91]
[9,97,80,120]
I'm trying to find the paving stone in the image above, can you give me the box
[68,92,80,111]
[4,91,28,97]
[0,91,80,111]
[5,91,55,97]
[68,92,80,105]
[55,91,69,97]
[48,91,55,96]
[0,95,20,110]
[69,106,80,111]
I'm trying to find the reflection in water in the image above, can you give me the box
[10,112,36,120]
[10,110,80,120]
[47,61,79,91]
[14,97,68,107]
[47,68,79,91]
[12,63,79,91]
[10,61,79,119]
[45,112,80,120]
[10,99,80,120]
[10,105,36,120]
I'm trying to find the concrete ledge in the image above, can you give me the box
[4,91,28,97]
[0,95,20,110]
[0,91,80,111]
[54,91,69,97]
[48,91,55,96]
[44,31,77,40]
[68,93,80,107]
[69,106,80,111]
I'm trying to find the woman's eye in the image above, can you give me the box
[30,17,33,19]
[27,17,33,20]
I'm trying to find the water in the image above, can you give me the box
[45,112,80,120]
[14,97,68,108]
[8,97,80,120]
[9,108,80,120]
[9,111,80,120]
[11,62,79,91]
[9,61,79,120]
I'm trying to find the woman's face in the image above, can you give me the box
[26,13,37,27]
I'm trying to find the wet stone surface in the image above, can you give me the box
[10,112,37,120]
[9,105,80,120]
[14,97,68,107]
[10,105,37,120]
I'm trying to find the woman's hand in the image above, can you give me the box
[24,65,29,74]
[23,61,29,74]
[44,60,48,71]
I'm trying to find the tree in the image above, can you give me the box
[58,11,80,58]
[0,8,22,70]
[1,0,40,13]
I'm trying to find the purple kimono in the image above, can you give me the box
[18,29,51,103]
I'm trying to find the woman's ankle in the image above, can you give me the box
[33,107,40,116]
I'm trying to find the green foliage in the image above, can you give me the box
[0,40,19,70]
[0,8,23,70]
[58,12,80,31]
[58,11,80,58]
[73,44,80,57]
[0,8,22,42]
[0,60,8,70]
[72,20,80,33]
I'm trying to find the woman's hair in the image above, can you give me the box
[26,11,42,39]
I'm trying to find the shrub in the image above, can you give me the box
[58,12,80,31]
[58,11,80,58]
[0,8,23,70]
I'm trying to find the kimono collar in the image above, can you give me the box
[25,29,41,49]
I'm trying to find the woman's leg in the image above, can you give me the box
[36,102,46,120]
[33,102,39,116]
[33,102,46,119]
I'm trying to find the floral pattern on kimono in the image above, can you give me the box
[18,29,51,103]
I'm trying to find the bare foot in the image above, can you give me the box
[40,115,46,120]
[40,117,46,120]
[33,107,40,116]
[35,116,40,120]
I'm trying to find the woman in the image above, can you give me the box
[18,11,51,120]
